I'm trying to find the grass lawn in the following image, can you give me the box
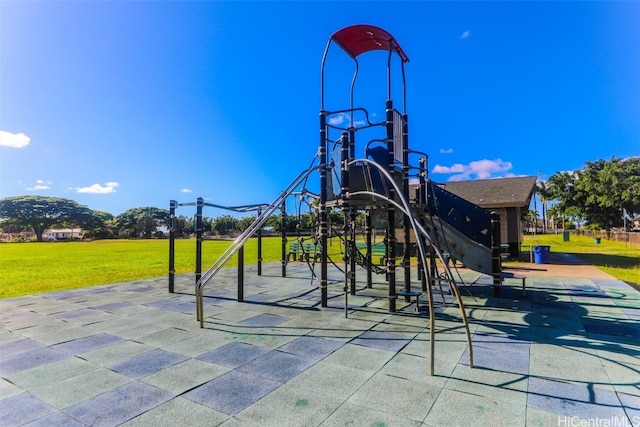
[523,233,640,288]
[0,237,344,298]
[2,234,638,298]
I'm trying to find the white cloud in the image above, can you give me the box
[0,130,31,148]
[26,179,51,191]
[460,30,470,40]
[439,148,454,154]
[76,181,119,194]
[432,158,513,181]
[180,188,192,193]
[327,113,347,126]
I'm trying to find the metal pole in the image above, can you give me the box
[491,212,502,297]
[195,197,203,287]
[366,211,373,288]
[281,201,287,278]
[386,99,397,312]
[169,200,176,293]
[402,113,411,300]
[319,111,329,307]
[257,207,263,275]
[238,245,244,302]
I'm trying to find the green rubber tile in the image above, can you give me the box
[371,319,424,335]
[142,359,229,395]
[120,397,229,427]
[233,381,343,426]
[601,360,640,397]
[285,360,373,400]
[424,387,526,426]
[162,331,231,357]
[345,310,392,323]
[321,401,423,427]
[209,308,264,324]
[0,378,23,399]
[529,352,612,388]
[525,407,568,427]
[227,327,300,349]
[29,367,131,409]
[10,319,74,339]
[81,340,155,366]
[347,373,440,422]
[106,321,167,340]
[380,352,449,387]
[30,326,95,346]
[6,356,96,390]
[135,327,200,347]
[446,363,528,406]
[321,343,395,372]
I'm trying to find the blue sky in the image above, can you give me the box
[1,1,638,217]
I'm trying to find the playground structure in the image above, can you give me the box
[173,25,512,375]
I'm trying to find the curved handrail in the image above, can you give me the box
[348,158,473,374]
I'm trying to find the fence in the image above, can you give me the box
[580,230,640,247]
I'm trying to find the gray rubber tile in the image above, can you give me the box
[0,393,56,426]
[237,313,290,327]
[527,377,627,420]
[0,338,44,356]
[21,410,85,427]
[277,335,344,362]
[459,343,530,375]
[238,350,316,383]
[91,301,134,311]
[62,381,172,427]
[197,341,271,368]
[119,397,229,427]
[351,330,412,352]
[618,392,640,420]
[107,348,188,379]
[183,370,280,415]
[51,308,99,320]
[146,299,196,313]
[0,347,70,376]
[52,333,124,355]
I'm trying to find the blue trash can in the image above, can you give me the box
[533,245,551,264]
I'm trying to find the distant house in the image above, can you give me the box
[437,176,537,257]
[42,228,83,241]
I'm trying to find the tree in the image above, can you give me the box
[546,157,640,230]
[174,215,193,237]
[238,215,257,232]
[83,210,115,239]
[536,180,552,233]
[0,195,97,241]
[115,207,169,238]
[212,215,238,235]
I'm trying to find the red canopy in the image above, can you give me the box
[330,24,409,62]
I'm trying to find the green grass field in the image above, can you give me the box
[0,237,345,298]
[1,234,638,298]
[523,233,640,287]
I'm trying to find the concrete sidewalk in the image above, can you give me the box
[1,261,639,426]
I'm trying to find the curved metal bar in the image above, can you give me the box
[348,158,473,374]
[350,59,359,128]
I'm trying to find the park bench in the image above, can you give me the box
[501,271,527,297]
[395,290,423,311]
[355,242,387,265]
[287,241,320,262]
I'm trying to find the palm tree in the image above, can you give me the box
[536,180,551,233]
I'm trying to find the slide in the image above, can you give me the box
[424,181,493,275]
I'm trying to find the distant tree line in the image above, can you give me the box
[0,195,347,242]
[2,157,637,241]
[535,157,640,231]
